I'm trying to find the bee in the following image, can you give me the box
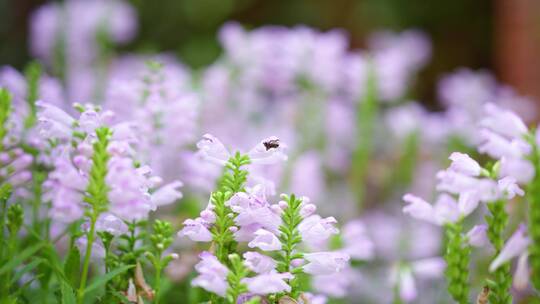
[263,139,280,150]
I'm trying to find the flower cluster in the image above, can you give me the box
[403,103,540,302]
[179,135,352,303]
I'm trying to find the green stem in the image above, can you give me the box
[77,214,97,304]
[528,136,540,292]
[444,221,470,304]
[485,200,512,303]
[350,62,378,208]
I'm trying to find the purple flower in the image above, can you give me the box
[489,224,530,272]
[341,220,375,260]
[448,152,482,177]
[243,251,276,274]
[192,252,229,296]
[151,181,183,207]
[94,213,128,236]
[303,251,350,275]
[226,186,281,236]
[480,103,528,139]
[312,271,351,298]
[248,229,281,251]
[242,272,292,295]
[197,134,287,166]
[497,176,524,199]
[298,215,339,249]
[466,225,488,247]
[178,218,213,242]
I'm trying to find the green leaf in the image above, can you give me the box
[61,281,77,304]
[84,264,133,295]
[64,245,81,288]
[0,242,45,276]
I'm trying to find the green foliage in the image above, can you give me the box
[444,221,470,304]
[23,61,41,129]
[527,133,540,292]
[64,246,81,288]
[276,194,304,299]
[351,63,378,207]
[0,89,12,151]
[148,220,175,304]
[6,204,23,236]
[78,126,112,304]
[226,254,249,303]
[484,200,512,304]
[84,127,112,216]
[212,152,251,263]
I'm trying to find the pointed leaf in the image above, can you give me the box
[84,265,133,295]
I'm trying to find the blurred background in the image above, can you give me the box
[1,0,539,107]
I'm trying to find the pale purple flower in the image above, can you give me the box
[247,136,288,165]
[243,252,276,274]
[179,218,213,242]
[481,103,528,139]
[436,169,499,202]
[457,191,480,217]
[106,156,156,221]
[489,224,530,272]
[391,257,445,303]
[499,157,534,184]
[403,193,478,225]
[410,257,445,278]
[341,220,375,260]
[514,252,530,291]
[448,152,482,176]
[299,293,328,304]
[402,194,436,224]
[389,266,417,302]
[242,272,292,295]
[226,186,281,235]
[478,130,529,159]
[76,236,105,258]
[37,101,75,140]
[497,176,524,199]
[151,181,183,207]
[95,213,128,236]
[197,134,287,166]
[312,271,351,298]
[290,151,325,202]
[303,251,350,275]
[433,194,460,224]
[248,229,281,251]
[298,215,339,249]
[466,225,488,247]
[192,252,229,296]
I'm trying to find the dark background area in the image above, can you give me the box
[2,0,539,105]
